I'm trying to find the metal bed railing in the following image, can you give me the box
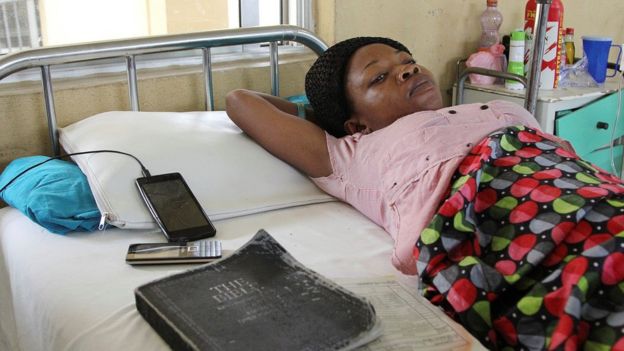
[455,62,528,107]
[0,24,328,155]
[455,0,554,115]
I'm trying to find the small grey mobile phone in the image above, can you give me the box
[125,240,222,265]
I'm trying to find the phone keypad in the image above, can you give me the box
[195,239,222,257]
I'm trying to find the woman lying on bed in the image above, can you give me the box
[226,37,624,350]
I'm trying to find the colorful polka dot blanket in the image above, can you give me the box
[415,125,624,350]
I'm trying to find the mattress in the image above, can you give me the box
[0,202,486,350]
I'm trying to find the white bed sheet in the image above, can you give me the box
[0,203,485,351]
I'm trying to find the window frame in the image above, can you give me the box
[0,0,315,84]
[0,0,41,55]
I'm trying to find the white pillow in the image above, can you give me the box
[58,111,335,229]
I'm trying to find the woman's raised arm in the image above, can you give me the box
[225,89,331,178]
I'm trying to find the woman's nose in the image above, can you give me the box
[398,65,420,82]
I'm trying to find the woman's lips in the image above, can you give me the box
[408,78,433,98]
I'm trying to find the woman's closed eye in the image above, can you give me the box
[370,73,387,85]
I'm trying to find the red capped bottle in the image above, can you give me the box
[524,0,565,89]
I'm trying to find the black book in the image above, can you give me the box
[135,229,381,351]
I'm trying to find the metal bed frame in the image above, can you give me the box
[0,25,328,155]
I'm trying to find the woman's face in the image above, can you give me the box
[343,43,443,134]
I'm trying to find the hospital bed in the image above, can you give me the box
[0,25,487,350]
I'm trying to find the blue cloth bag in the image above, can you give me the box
[0,156,101,234]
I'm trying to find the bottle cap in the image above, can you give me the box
[487,0,497,6]
[511,29,525,41]
[566,28,574,35]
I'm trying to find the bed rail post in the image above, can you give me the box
[126,55,140,111]
[40,65,60,156]
[525,0,552,115]
[269,42,279,96]
[202,48,215,111]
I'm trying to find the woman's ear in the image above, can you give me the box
[344,118,371,135]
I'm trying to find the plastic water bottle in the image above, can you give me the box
[506,30,525,90]
[479,0,503,51]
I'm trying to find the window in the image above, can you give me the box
[0,0,313,54]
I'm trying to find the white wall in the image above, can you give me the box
[39,0,150,45]
[317,0,624,105]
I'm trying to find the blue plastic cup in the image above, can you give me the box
[582,36,622,83]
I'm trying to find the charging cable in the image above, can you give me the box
[609,63,624,177]
[0,150,151,195]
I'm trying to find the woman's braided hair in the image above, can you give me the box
[305,37,411,137]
